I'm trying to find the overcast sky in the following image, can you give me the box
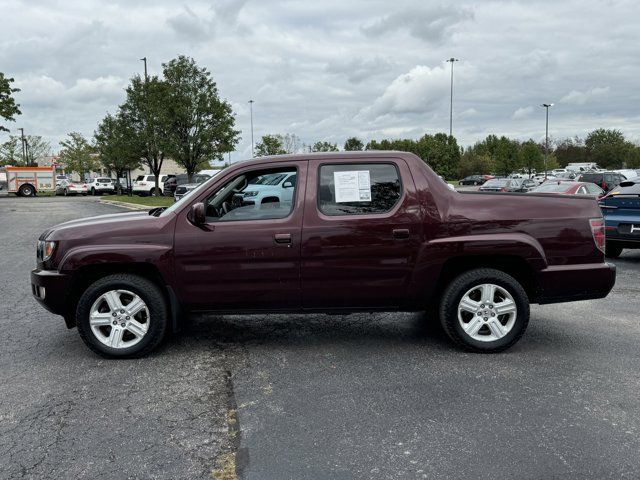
[2,0,639,160]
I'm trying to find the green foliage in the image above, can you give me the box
[309,141,338,152]
[344,137,364,151]
[161,56,239,182]
[366,133,461,179]
[0,136,23,166]
[255,134,287,156]
[118,74,171,194]
[585,128,632,169]
[59,132,99,177]
[458,151,494,178]
[0,72,21,132]
[94,113,142,178]
[24,135,52,165]
[554,136,587,167]
[519,140,544,175]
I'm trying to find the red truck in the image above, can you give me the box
[31,152,616,358]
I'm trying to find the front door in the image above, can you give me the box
[300,158,422,309]
[173,161,307,312]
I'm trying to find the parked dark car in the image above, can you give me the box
[599,177,640,258]
[578,172,626,193]
[460,175,491,186]
[31,152,615,358]
[164,174,210,197]
[479,178,529,192]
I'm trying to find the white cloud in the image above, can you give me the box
[363,65,450,117]
[560,86,610,105]
[512,106,534,119]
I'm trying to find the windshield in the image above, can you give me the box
[483,179,508,187]
[532,183,570,193]
[135,175,145,181]
[160,175,218,217]
[253,173,286,186]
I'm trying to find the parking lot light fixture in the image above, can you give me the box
[249,100,255,158]
[541,103,554,180]
[446,58,459,137]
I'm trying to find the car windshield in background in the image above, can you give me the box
[135,175,145,181]
[161,176,217,217]
[253,173,286,186]
[533,183,570,193]
[484,179,508,187]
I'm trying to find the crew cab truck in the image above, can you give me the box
[31,152,616,358]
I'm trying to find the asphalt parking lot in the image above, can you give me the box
[1,195,640,479]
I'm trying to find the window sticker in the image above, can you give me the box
[334,170,372,202]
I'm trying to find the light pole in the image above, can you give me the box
[446,58,459,138]
[140,57,148,82]
[248,99,254,157]
[541,103,553,179]
[18,127,26,165]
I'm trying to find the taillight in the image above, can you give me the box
[69,184,75,188]
[500,187,507,192]
[589,218,605,253]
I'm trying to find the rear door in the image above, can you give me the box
[300,158,422,309]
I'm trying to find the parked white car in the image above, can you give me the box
[132,174,174,196]
[55,179,88,196]
[87,177,116,195]
[240,171,297,207]
[613,169,639,180]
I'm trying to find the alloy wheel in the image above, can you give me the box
[457,283,517,342]
[89,289,150,349]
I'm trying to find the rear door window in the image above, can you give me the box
[318,163,402,216]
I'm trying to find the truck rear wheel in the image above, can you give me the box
[439,268,529,353]
[76,274,169,358]
[605,243,623,259]
[19,184,35,197]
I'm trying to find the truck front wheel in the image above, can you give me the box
[439,268,530,353]
[75,274,169,358]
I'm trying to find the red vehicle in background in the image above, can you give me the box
[530,180,605,198]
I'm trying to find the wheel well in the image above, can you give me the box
[63,262,170,328]
[435,255,539,303]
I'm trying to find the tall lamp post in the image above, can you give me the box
[140,57,148,81]
[541,103,553,179]
[18,127,26,165]
[248,99,254,157]
[446,57,459,138]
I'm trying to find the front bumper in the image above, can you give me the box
[537,262,616,304]
[31,268,71,317]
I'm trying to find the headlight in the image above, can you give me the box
[37,240,57,262]
[244,191,259,197]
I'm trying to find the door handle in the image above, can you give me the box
[392,228,410,239]
[274,233,292,245]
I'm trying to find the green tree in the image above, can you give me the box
[255,134,287,156]
[554,137,587,167]
[344,137,364,151]
[118,75,171,195]
[458,150,494,178]
[0,136,23,166]
[493,136,522,176]
[59,132,99,179]
[519,140,544,176]
[94,113,142,184]
[0,72,21,132]
[585,128,629,169]
[309,141,338,152]
[162,56,239,182]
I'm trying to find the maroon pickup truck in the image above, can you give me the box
[31,152,616,358]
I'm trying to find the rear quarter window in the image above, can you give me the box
[318,163,402,216]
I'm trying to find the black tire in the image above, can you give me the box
[605,244,623,259]
[91,187,96,196]
[19,184,35,197]
[76,274,169,359]
[439,268,530,353]
[64,188,68,196]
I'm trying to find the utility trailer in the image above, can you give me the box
[6,166,56,196]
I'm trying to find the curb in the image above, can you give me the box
[99,199,151,211]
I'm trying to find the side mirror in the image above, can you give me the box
[189,202,206,225]
[282,180,294,188]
